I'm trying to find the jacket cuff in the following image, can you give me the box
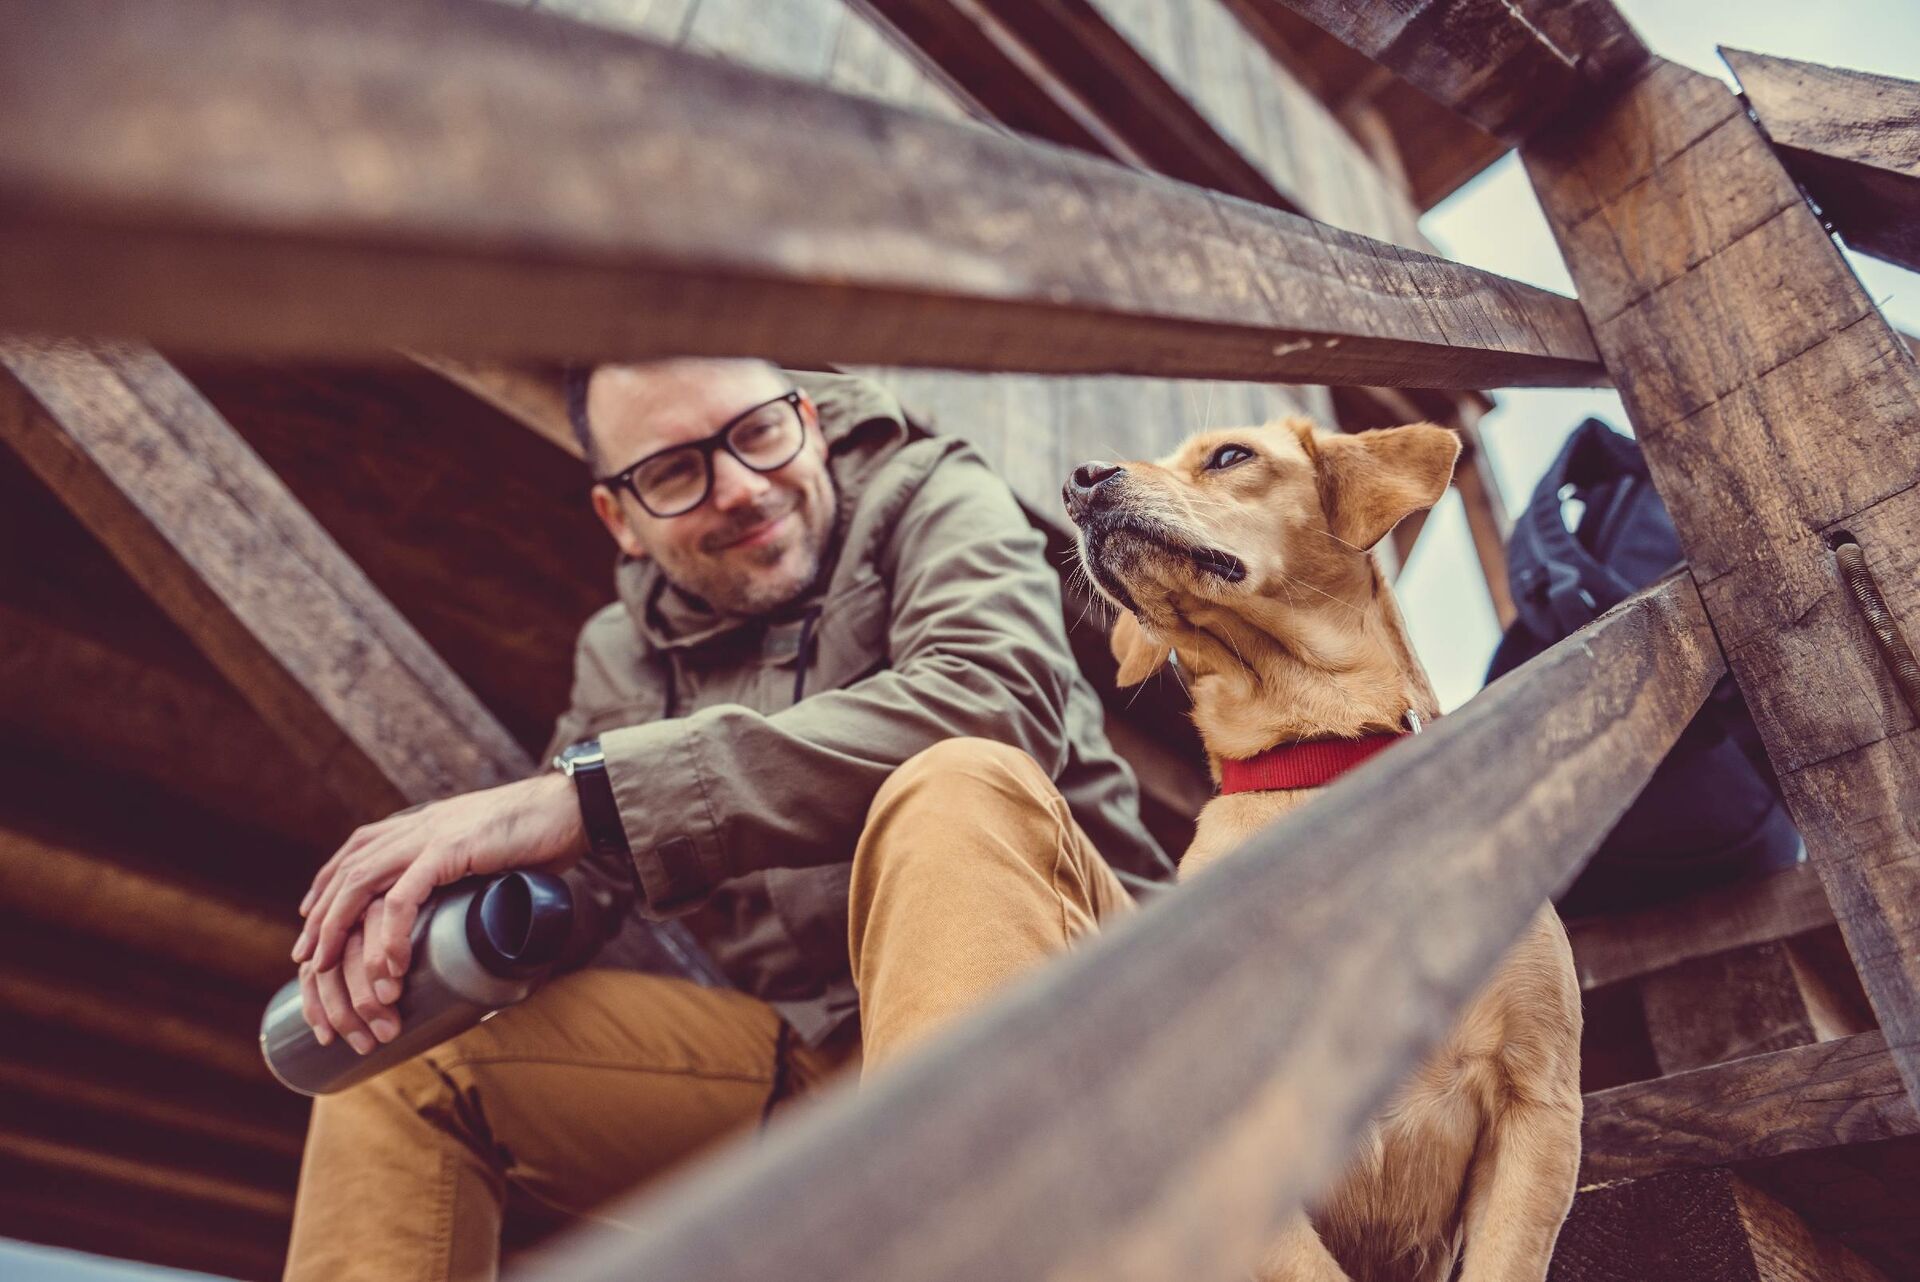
[600,718,727,916]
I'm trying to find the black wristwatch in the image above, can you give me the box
[552,739,632,861]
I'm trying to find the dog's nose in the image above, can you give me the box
[1064,461,1124,520]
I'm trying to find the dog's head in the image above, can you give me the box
[1063,417,1458,686]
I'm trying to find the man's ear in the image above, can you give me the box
[1110,611,1170,687]
[1313,423,1461,551]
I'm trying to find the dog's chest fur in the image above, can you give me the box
[1181,790,1580,1282]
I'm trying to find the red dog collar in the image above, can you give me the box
[1217,713,1425,795]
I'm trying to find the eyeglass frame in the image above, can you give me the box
[594,389,811,518]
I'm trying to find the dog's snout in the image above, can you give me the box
[1072,461,1123,493]
[1063,461,1125,522]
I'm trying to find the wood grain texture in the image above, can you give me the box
[1525,57,1920,1108]
[1252,0,1647,143]
[0,0,1602,389]
[1639,941,1819,1075]
[536,576,1721,1282]
[1580,1032,1920,1185]
[1220,0,1507,210]
[1551,1168,1889,1282]
[1568,862,1835,991]
[0,341,529,815]
[406,353,579,458]
[0,822,292,988]
[0,342,720,987]
[1726,49,1920,275]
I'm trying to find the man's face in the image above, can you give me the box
[587,360,837,617]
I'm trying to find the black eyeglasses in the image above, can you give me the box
[596,391,808,518]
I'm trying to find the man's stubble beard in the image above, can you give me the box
[659,473,839,617]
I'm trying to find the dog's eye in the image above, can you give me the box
[1205,444,1255,471]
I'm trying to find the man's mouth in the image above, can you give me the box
[711,504,798,551]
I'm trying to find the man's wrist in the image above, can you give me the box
[553,738,633,862]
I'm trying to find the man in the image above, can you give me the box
[281,359,1171,1280]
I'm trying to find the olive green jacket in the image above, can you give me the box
[542,371,1170,1045]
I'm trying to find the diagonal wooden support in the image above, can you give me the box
[1725,49,1920,277]
[1252,0,1647,143]
[0,0,1602,389]
[0,340,717,982]
[535,576,1721,1282]
[1524,59,1920,1109]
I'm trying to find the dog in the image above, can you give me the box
[1064,417,1581,1282]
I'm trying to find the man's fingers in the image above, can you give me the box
[298,961,335,1047]
[342,925,400,1044]
[315,949,376,1055]
[376,881,429,989]
[307,832,418,970]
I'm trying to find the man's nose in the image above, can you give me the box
[710,450,772,510]
[1063,461,1124,521]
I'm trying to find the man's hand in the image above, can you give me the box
[292,772,588,1043]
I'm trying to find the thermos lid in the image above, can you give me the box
[465,871,574,978]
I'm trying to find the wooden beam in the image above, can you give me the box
[0,1185,287,1282]
[0,600,352,848]
[539,576,1721,1282]
[405,353,579,458]
[0,341,526,814]
[0,340,722,984]
[1253,0,1647,143]
[0,0,1604,390]
[1525,59,1920,1107]
[0,820,293,987]
[0,1013,306,1160]
[1568,862,1834,991]
[1581,1031,1919,1185]
[1725,49,1920,276]
[1638,941,1823,1075]
[1554,1168,1891,1282]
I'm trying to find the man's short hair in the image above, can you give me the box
[561,363,599,474]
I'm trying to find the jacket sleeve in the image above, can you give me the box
[599,443,1077,917]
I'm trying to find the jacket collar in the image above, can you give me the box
[617,369,912,653]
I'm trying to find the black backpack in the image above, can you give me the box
[1486,418,1802,918]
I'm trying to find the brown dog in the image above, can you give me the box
[1064,418,1581,1282]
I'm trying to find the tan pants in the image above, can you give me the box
[282,738,1132,1281]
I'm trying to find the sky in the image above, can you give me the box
[1398,0,1920,709]
[6,2,1915,1278]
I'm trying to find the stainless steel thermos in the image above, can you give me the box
[260,871,574,1096]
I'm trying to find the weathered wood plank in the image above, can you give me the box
[539,576,1721,1282]
[1725,49,1920,276]
[0,821,292,988]
[1639,942,1821,1075]
[1568,862,1834,991]
[405,353,578,457]
[1254,0,1647,143]
[1220,0,1508,210]
[1552,1168,1891,1282]
[1581,1032,1919,1185]
[0,341,721,986]
[0,341,528,815]
[1525,58,1920,1106]
[0,0,1604,389]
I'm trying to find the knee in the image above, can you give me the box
[309,1050,452,1140]
[872,737,1049,818]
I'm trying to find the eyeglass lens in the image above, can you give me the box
[633,396,804,516]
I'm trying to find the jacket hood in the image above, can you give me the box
[615,369,915,652]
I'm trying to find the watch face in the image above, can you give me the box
[557,740,605,774]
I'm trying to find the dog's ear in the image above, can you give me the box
[1110,611,1170,686]
[1312,423,1461,551]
